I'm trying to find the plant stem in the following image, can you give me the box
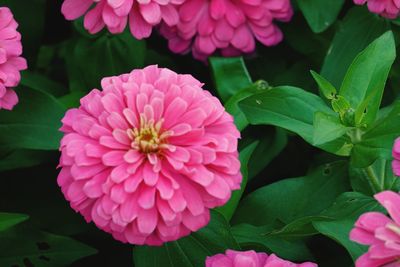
[365,165,382,193]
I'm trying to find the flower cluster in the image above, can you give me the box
[61,0,292,60]
[353,0,400,19]
[160,0,293,60]
[57,65,242,245]
[206,250,317,267]
[0,7,27,110]
[61,0,183,39]
[351,191,400,267]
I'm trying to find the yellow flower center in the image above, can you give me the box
[128,114,170,154]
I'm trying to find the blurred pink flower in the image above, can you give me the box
[159,0,293,60]
[353,0,400,19]
[61,0,182,39]
[206,250,317,267]
[57,65,242,245]
[350,191,400,267]
[392,138,400,176]
[0,7,27,110]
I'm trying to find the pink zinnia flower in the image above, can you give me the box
[0,7,27,110]
[61,0,182,39]
[353,0,400,19]
[159,0,293,60]
[206,250,317,267]
[393,138,400,176]
[57,65,241,245]
[350,191,400,267]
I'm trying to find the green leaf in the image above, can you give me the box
[209,57,252,103]
[313,112,350,146]
[313,192,384,260]
[310,70,337,100]
[0,224,97,266]
[321,8,390,88]
[0,86,65,150]
[339,31,396,126]
[232,161,349,226]
[216,141,258,221]
[0,213,28,232]
[65,31,146,92]
[21,71,67,97]
[350,159,400,195]
[0,150,54,172]
[238,86,351,155]
[297,0,345,33]
[133,211,240,267]
[351,101,400,167]
[232,224,314,262]
[225,81,269,131]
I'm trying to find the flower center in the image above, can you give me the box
[128,114,170,154]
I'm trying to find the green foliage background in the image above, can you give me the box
[1,0,400,266]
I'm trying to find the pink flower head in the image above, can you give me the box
[0,7,27,110]
[61,0,183,39]
[353,0,400,19]
[159,0,293,60]
[350,191,400,267]
[392,138,400,176]
[57,65,242,245]
[205,250,317,267]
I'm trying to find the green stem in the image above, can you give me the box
[365,165,382,193]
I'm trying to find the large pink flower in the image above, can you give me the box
[205,250,317,267]
[159,0,293,60]
[61,0,182,39]
[57,65,241,245]
[392,138,400,176]
[0,7,27,110]
[350,191,400,267]
[354,0,400,19]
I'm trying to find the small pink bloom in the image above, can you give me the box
[159,0,293,60]
[57,65,242,245]
[393,138,400,176]
[205,250,317,267]
[61,0,182,39]
[353,0,400,19]
[350,191,400,267]
[0,7,27,110]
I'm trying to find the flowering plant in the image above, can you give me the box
[1,1,400,267]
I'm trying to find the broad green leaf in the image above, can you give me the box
[310,70,337,100]
[313,112,350,146]
[0,224,97,266]
[133,211,240,267]
[216,141,258,221]
[339,31,396,126]
[0,150,54,172]
[232,161,349,226]
[225,81,269,131]
[21,71,67,97]
[297,0,345,33]
[232,224,314,262]
[0,213,28,232]
[313,192,384,260]
[0,86,65,150]
[65,31,146,92]
[351,101,400,167]
[350,159,400,195]
[321,8,390,88]
[239,86,332,143]
[209,57,252,102]
[238,86,351,155]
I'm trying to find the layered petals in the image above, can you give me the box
[57,65,242,245]
[354,0,400,19]
[159,0,293,60]
[0,7,27,110]
[350,191,400,267]
[205,250,318,267]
